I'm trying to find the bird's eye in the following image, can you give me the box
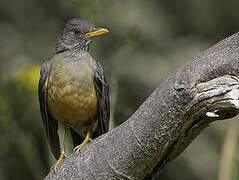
[75,29,81,33]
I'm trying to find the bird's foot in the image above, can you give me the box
[74,134,92,154]
[51,151,67,173]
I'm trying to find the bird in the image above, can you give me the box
[38,18,110,171]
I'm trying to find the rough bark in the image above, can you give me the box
[45,32,239,180]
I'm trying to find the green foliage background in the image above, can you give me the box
[0,0,239,179]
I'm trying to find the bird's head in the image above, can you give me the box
[56,18,109,53]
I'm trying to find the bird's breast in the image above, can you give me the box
[46,60,98,126]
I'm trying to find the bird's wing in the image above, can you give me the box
[92,62,110,138]
[38,61,60,159]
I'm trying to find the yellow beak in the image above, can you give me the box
[85,28,109,38]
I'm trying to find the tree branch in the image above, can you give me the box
[45,32,239,180]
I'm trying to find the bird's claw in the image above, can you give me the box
[74,133,91,154]
[51,151,67,173]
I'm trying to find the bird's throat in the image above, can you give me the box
[56,35,91,53]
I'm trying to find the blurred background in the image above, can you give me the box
[0,0,239,179]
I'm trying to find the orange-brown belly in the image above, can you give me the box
[47,81,98,126]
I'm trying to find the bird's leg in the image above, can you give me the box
[51,127,68,172]
[74,130,91,154]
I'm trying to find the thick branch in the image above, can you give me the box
[45,32,239,180]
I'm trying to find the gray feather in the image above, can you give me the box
[38,61,61,159]
[92,62,110,138]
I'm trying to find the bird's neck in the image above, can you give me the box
[55,34,91,53]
